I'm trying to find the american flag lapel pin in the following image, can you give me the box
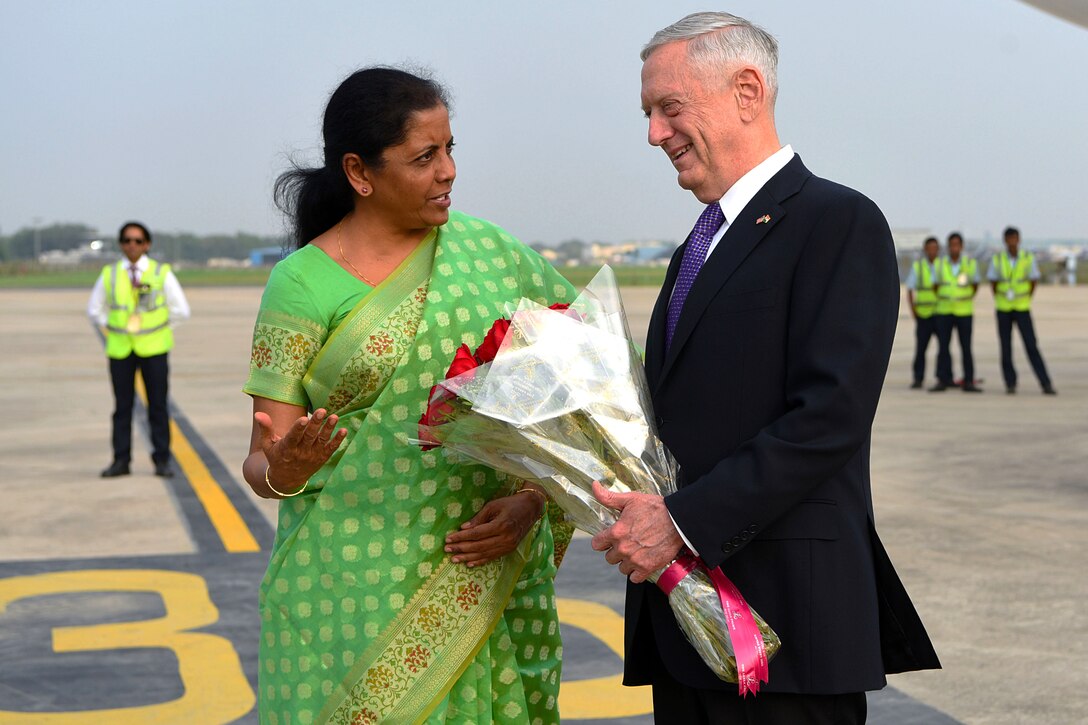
[756,214,771,225]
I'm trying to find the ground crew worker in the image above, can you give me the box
[988,226,1056,395]
[931,232,982,392]
[906,236,940,389]
[87,221,190,477]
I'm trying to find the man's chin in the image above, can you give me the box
[676,173,699,193]
[677,177,727,204]
[676,172,710,200]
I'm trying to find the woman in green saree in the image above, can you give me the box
[241,68,574,724]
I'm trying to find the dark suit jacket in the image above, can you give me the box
[625,155,940,694]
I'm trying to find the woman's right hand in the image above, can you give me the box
[243,397,348,499]
[255,408,347,495]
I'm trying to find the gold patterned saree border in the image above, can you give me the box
[244,309,329,407]
[319,525,535,725]
[304,230,436,409]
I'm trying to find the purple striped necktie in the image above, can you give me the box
[666,202,726,349]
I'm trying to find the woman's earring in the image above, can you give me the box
[359,187,370,196]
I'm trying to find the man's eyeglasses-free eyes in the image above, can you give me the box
[120,238,148,245]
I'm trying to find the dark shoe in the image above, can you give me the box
[910,380,923,389]
[962,385,983,393]
[1043,386,1057,396]
[1006,386,1016,395]
[100,461,130,478]
[928,383,949,392]
[154,462,175,478]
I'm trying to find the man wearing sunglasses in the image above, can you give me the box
[87,221,190,478]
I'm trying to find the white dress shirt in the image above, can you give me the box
[705,144,796,259]
[666,144,796,556]
[87,254,191,328]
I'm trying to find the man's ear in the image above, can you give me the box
[734,67,767,122]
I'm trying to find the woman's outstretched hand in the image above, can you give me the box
[444,492,545,567]
[255,408,347,496]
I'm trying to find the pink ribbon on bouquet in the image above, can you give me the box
[657,550,770,696]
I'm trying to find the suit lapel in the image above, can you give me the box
[655,156,812,388]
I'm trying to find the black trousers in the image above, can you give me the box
[651,668,867,724]
[109,352,171,465]
[996,310,1051,389]
[934,314,973,385]
[911,315,938,384]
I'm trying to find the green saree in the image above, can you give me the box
[244,211,574,725]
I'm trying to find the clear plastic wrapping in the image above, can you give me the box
[418,266,780,685]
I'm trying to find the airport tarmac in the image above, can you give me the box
[1,283,1085,724]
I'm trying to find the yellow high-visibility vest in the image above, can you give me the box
[911,259,938,319]
[994,251,1034,313]
[935,256,978,317]
[101,259,174,359]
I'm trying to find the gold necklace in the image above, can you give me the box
[337,218,377,286]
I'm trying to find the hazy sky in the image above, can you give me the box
[2,1,1086,245]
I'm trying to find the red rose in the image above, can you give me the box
[475,318,512,363]
[446,344,479,378]
[417,413,440,451]
[418,308,569,451]
[418,384,454,450]
[421,384,451,423]
[419,345,478,451]
[549,302,581,322]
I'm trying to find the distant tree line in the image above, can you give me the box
[4,225,685,268]
[0,222,285,263]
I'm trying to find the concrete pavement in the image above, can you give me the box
[1,284,1085,723]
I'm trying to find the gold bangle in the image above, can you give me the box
[516,486,548,514]
[265,465,304,498]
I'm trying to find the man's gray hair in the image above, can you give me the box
[641,12,779,104]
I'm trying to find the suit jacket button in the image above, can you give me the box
[740,532,750,541]
[722,543,734,554]
[747,525,758,535]
[730,536,742,546]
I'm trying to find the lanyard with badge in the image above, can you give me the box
[1001,256,1017,301]
[127,265,152,333]
[948,260,969,288]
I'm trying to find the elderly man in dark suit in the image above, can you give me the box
[591,11,940,723]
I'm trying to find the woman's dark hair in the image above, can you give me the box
[274,67,450,249]
[118,221,152,244]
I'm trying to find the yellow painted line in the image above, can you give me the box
[557,597,653,718]
[168,419,260,552]
[136,373,260,553]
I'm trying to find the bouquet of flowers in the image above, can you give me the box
[416,267,780,694]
